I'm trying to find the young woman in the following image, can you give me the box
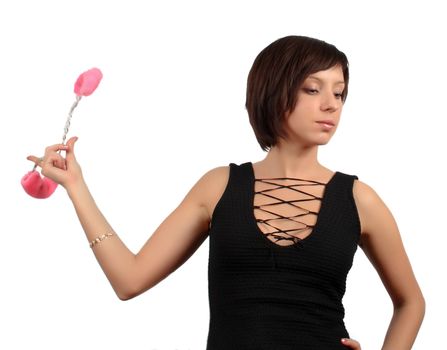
[28,35,425,349]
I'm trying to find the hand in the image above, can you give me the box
[27,136,83,190]
[341,338,361,349]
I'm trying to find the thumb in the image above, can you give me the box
[65,136,78,161]
[341,338,361,349]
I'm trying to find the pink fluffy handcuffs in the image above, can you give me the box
[21,68,103,199]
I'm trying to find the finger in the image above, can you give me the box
[42,161,66,180]
[65,136,78,162]
[44,153,67,170]
[27,155,42,167]
[341,338,361,349]
[44,143,69,155]
[27,155,46,170]
[40,153,67,177]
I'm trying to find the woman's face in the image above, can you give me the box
[281,65,345,147]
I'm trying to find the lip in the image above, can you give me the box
[316,120,335,126]
[316,120,335,131]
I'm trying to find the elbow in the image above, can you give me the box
[114,270,154,301]
[410,294,426,321]
[116,287,140,301]
[116,282,148,301]
[393,291,426,320]
[418,294,426,319]
[393,285,425,308]
[117,291,135,301]
[113,282,139,301]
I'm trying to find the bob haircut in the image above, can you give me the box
[246,35,349,152]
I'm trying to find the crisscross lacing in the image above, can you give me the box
[253,177,328,247]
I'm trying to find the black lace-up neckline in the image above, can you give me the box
[252,171,337,248]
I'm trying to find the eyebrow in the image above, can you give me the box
[307,76,345,85]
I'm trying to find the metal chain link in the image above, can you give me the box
[32,95,83,171]
[61,95,82,148]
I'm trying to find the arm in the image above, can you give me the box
[353,180,425,349]
[28,137,224,300]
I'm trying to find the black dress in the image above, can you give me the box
[206,162,360,349]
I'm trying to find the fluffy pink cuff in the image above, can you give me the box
[21,171,58,199]
[74,67,103,96]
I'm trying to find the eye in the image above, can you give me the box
[334,92,343,99]
[305,88,319,94]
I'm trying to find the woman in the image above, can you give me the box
[27,35,425,349]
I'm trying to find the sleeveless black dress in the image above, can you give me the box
[206,162,361,349]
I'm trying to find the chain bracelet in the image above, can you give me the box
[89,232,114,248]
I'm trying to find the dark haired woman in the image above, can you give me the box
[28,35,425,349]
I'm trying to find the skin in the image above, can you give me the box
[28,65,424,349]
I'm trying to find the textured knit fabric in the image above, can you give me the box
[206,162,361,350]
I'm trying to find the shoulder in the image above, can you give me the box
[352,178,396,240]
[352,178,385,212]
[192,165,230,222]
[352,178,378,207]
[197,165,230,189]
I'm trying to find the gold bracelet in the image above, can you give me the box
[89,232,114,248]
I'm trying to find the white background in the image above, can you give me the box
[0,0,445,349]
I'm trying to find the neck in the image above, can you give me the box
[260,140,323,178]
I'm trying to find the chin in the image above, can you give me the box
[313,136,333,146]
[285,132,334,147]
[318,139,331,146]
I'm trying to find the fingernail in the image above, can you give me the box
[341,338,347,342]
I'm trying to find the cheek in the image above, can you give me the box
[294,98,319,115]
[287,104,315,125]
[283,112,310,135]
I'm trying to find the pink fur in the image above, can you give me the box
[21,171,58,199]
[74,68,103,96]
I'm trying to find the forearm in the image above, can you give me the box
[382,297,425,350]
[66,179,137,300]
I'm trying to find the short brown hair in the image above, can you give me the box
[245,35,349,151]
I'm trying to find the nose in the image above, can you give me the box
[320,91,340,112]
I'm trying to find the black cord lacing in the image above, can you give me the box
[254,177,327,248]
